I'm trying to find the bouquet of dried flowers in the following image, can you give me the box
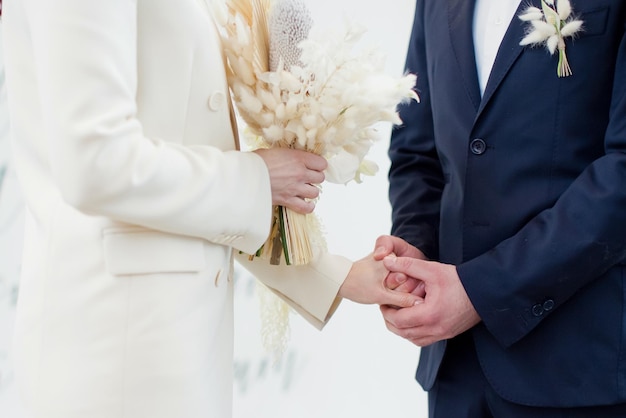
[213,0,418,266]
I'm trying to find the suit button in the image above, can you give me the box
[470,138,487,155]
[208,91,226,111]
[543,299,555,311]
[532,303,544,317]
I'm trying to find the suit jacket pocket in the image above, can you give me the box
[579,7,609,37]
[103,227,206,275]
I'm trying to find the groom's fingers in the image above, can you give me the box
[382,288,422,308]
[381,304,438,346]
[381,306,429,343]
[381,301,433,327]
[410,280,426,298]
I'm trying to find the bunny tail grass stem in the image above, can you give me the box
[277,206,291,265]
[284,208,313,265]
[557,39,573,77]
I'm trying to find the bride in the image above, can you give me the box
[1,1,417,417]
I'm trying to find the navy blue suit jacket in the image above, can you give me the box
[389,0,626,407]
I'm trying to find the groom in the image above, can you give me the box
[376,0,626,417]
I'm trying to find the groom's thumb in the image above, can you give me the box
[384,255,427,279]
[383,254,407,271]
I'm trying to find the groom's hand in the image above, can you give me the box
[380,257,480,347]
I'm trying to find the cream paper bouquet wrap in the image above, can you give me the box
[213,0,418,354]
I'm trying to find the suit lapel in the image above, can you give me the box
[448,0,481,112]
[477,0,540,118]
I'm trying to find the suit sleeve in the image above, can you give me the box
[458,25,626,347]
[235,252,351,329]
[389,0,445,260]
[25,0,271,255]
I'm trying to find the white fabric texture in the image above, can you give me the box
[473,0,522,95]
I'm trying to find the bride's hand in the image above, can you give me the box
[254,148,327,214]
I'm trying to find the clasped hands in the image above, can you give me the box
[340,235,481,347]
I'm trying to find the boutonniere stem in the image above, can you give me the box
[519,0,583,77]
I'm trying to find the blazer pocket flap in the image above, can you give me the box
[103,228,206,275]
[579,7,609,37]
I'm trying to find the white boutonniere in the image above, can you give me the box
[519,0,583,77]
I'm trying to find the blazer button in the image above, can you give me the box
[543,299,555,311]
[470,138,487,155]
[531,303,544,317]
[208,91,226,112]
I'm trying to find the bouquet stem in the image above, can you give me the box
[262,205,314,266]
[280,206,313,265]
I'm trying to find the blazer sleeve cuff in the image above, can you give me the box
[208,151,273,255]
[457,260,538,348]
[234,251,352,329]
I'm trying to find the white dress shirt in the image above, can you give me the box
[473,0,522,96]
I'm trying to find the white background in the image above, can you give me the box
[0,1,429,417]
[232,1,427,417]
